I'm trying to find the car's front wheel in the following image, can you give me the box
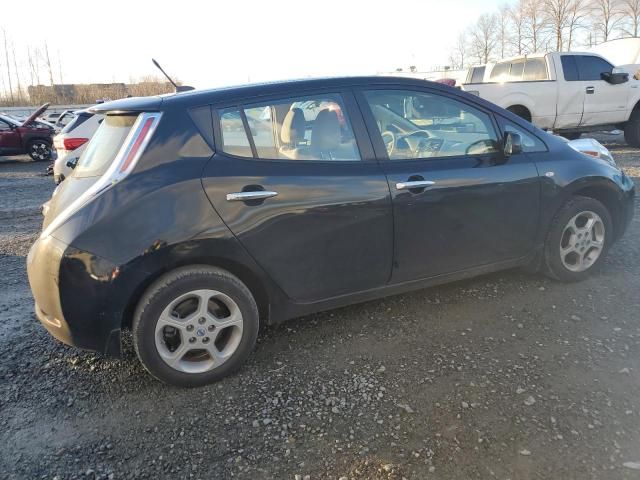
[132,266,259,387]
[28,139,52,161]
[543,196,613,282]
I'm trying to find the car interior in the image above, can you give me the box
[364,91,500,159]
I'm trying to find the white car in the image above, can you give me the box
[462,52,640,144]
[52,109,103,183]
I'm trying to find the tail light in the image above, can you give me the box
[62,137,89,151]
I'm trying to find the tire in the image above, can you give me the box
[543,196,613,282]
[562,132,582,140]
[507,106,531,123]
[132,265,259,387]
[27,139,52,161]
[624,110,640,147]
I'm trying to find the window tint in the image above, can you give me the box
[561,55,579,81]
[497,116,547,153]
[577,55,613,81]
[523,58,548,80]
[219,94,360,161]
[60,112,92,134]
[510,60,525,80]
[470,66,485,83]
[364,90,500,160]
[220,108,253,157]
[490,62,510,81]
[0,120,11,131]
[74,114,138,178]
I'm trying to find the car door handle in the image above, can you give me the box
[226,191,278,201]
[395,180,435,190]
[586,86,595,94]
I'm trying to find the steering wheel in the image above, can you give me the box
[465,139,496,156]
[381,131,395,157]
[403,131,443,158]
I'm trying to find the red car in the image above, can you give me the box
[0,104,54,161]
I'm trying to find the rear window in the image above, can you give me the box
[490,62,510,81]
[469,66,486,83]
[523,58,548,81]
[60,112,93,134]
[73,114,138,178]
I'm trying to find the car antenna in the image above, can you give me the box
[152,58,195,93]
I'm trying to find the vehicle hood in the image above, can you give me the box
[22,103,50,127]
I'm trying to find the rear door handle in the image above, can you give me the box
[586,86,595,94]
[396,180,435,190]
[226,191,278,201]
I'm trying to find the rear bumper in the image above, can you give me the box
[27,234,123,357]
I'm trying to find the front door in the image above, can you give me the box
[201,91,393,302]
[576,55,629,126]
[357,88,541,283]
[0,119,21,155]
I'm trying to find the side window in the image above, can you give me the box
[219,94,360,161]
[219,108,253,157]
[490,62,510,81]
[523,58,548,81]
[470,66,485,83]
[561,55,579,81]
[510,60,525,81]
[577,55,613,81]
[363,89,500,160]
[496,116,547,153]
[0,120,12,131]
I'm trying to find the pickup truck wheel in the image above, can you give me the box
[624,111,640,147]
[27,139,52,161]
[132,265,259,387]
[543,196,612,282]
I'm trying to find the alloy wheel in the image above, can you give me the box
[154,289,244,374]
[30,142,50,161]
[559,210,605,272]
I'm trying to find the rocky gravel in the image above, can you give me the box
[1,137,639,479]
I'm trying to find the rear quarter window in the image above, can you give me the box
[60,113,93,134]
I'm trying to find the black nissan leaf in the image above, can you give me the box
[27,77,635,387]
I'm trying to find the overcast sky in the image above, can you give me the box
[2,0,506,90]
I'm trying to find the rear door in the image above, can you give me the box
[202,90,393,303]
[356,87,541,283]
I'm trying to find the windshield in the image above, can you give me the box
[73,114,138,178]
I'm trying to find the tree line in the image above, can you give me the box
[449,0,640,69]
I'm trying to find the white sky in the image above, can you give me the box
[2,0,505,90]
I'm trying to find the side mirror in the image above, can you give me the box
[503,132,522,156]
[601,70,629,85]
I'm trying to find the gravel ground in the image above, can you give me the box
[1,137,639,480]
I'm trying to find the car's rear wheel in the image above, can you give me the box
[543,196,612,282]
[27,139,52,161]
[132,266,259,387]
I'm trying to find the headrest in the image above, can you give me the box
[311,109,340,151]
[280,108,305,145]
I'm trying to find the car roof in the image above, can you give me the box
[90,76,459,113]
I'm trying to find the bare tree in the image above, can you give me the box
[11,43,23,102]
[508,0,528,54]
[497,4,511,58]
[620,0,640,36]
[590,0,624,42]
[2,29,13,103]
[469,13,498,64]
[43,42,55,86]
[524,0,550,52]
[567,0,590,49]
[544,0,571,50]
[448,32,468,69]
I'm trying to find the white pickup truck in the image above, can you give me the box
[462,52,640,145]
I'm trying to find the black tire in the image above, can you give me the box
[624,110,640,147]
[506,106,532,123]
[543,196,613,282]
[132,265,259,387]
[27,139,52,161]
[562,132,582,140]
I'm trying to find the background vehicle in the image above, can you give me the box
[27,77,634,387]
[0,104,54,161]
[52,109,103,183]
[462,52,640,144]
